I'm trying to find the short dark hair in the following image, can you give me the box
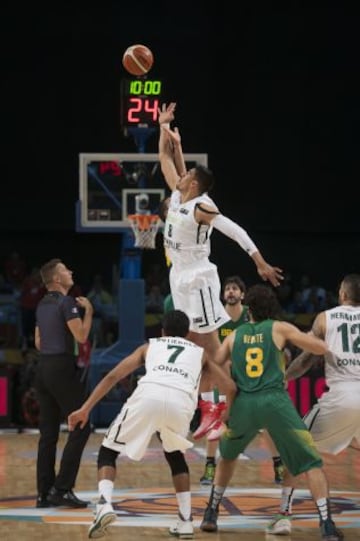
[40,258,62,286]
[244,284,282,322]
[223,275,246,294]
[162,309,190,337]
[194,165,215,193]
[342,273,360,304]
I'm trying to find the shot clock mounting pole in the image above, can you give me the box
[114,75,163,374]
[119,74,164,279]
[127,126,156,153]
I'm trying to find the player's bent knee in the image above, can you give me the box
[97,445,119,469]
[163,449,189,476]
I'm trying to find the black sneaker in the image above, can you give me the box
[36,494,51,508]
[320,519,344,541]
[47,487,89,508]
[200,504,218,532]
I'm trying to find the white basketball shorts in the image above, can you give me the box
[101,382,196,461]
[303,382,360,454]
[169,261,230,334]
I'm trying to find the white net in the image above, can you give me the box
[128,214,160,249]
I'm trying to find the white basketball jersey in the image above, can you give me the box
[163,190,217,267]
[138,336,204,398]
[324,305,360,385]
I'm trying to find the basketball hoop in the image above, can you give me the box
[127,214,161,249]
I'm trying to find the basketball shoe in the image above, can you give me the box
[320,518,344,541]
[265,513,292,535]
[273,460,284,485]
[88,497,117,539]
[169,513,194,539]
[192,400,226,440]
[200,462,216,486]
[200,503,219,532]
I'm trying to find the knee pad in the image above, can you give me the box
[163,450,189,477]
[97,445,119,469]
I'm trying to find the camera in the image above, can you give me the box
[135,193,150,214]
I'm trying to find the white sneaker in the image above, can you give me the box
[169,514,194,539]
[265,514,292,535]
[88,502,117,539]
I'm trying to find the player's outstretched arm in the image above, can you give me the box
[170,126,186,177]
[211,213,284,287]
[160,122,187,178]
[68,344,147,430]
[284,311,326,380]
[275,320,328,356]
[285,350,317,381]
[158,103,180,191]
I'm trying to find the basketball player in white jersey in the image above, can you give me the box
[68,309,236,539]
[267,273,360,536]
[158,103,283,366]
[157,102,283,427]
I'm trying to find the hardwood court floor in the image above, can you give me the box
[0,429,359,541]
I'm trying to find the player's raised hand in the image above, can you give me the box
[158,102,176,125]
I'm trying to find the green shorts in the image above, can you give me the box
[219,389,323,477]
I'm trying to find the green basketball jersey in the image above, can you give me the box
[231,319,286,392]
[218,305,249,343]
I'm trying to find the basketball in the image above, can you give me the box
[122,44,154,76]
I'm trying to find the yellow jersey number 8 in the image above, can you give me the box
[245,347,264,378]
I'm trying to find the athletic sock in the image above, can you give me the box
[280,487,295,514]
[209,485,225,510]
[98,479,114,504]
[176,490,191,521]
[316,497,331,522]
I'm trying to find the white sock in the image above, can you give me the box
[176,491,191,520]
[280,487,294,514]
[212,485,225,509]
[98,479,114,504]
[316,497,329,521]
[201,391,215,402]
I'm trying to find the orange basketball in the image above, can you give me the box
[122,44,154,76]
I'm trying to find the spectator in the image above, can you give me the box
[285,290,314,314]
[298,273,326,308]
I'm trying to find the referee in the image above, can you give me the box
[34,258,94,508]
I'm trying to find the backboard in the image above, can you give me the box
[76,153,208,232]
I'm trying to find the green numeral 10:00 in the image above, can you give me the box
[129,80,162,95]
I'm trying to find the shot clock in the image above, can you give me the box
[120,77,163,133]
